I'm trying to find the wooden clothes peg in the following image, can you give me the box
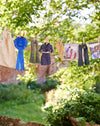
[19,30,21,37]
[35,35,37,41]
[19,30,26,37]
[98,36,100,43]
[61,38,63,43]
[23,31,25,37]
[94,36,100,50]
[98,36,100,51]
[69,38,72,47]
[56,39,64,61]
[7,26,11,31]
[45,37,49,44]
[83,37,85,44]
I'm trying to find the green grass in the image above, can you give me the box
[0,92,47,125]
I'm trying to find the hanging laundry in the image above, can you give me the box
[14,36,27,71]
[29,37,35,63]
[0,28,17,68]
[37,41,54,84]
[39,42,53,65]
[29,36,40,63]
[78,44,89,66]
[35,36,40,63]
[89,41,100,59]
[56,40,64,60]
[63,43,78,61]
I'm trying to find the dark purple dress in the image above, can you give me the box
[39,43,53,65]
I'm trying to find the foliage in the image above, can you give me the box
[17,62,37,83]
[27,78,60,93]
[0,0,45,29]
[0,82,47,124]
[52,58,100,90]
[0,82,36,104]
[0,0,100,64]
[77,23,100,43]
[0,90,47,125]
[44,59,100,125]
[0,0,100,43]
[44,90,100,125]
[44,59,100,107]
[0,0,100,124]
[95,82,100,94]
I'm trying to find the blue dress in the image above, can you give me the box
[39,43,53,65]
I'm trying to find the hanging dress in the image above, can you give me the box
[0,28,17,68]
[39,43,53,65]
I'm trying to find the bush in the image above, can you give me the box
[0,82,35,104]
[44,59,100,125]
[44,90,100,125]
[27,79,60,93]
[44,59,100,108]
[95,82,100,94]
[52,59,100,90]
[17,63,37,83]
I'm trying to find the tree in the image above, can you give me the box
[0,0,100,43]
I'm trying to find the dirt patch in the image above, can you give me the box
[0,116,44,126]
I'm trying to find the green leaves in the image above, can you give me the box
[44,59,100,125]
[45,90,100,125]
[0,0,99,44]
[0,0,44,29]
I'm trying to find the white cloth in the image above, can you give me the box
[0,28,17,68]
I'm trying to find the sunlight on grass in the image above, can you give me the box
[0,99,47,125]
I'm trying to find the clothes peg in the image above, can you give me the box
[19,30,21,37]
[52,42,55,50]
[61,38,63,43]
[98,36,100,51]
[69,38,72,48]
[35,35,37,41]
[98,36,100,43]
[83,37,85,45]
[23,31,25,37]
[7,26,11,31]
[45,37,49,44]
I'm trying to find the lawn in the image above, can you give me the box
[0,91,47,125]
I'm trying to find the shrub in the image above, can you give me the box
[27,79,60,93]
[17,63,37,83]
[0,82,35,104]
[44,59,100,125]
[44,90,100,125]
[52,59,100,90]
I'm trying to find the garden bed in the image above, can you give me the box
[0,116,44,126]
